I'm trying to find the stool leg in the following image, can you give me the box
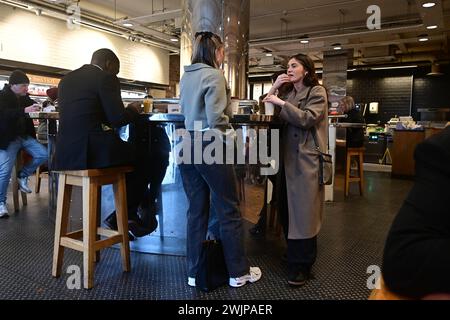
[94,186,101,263]
[21,190,27,206]
[52,174,72,278]
[345,153,351,197]
[12,165,19,212]
[35,166,41,194]
[359,152,364,196]
[113,174,131,272]
[82,177,97,289]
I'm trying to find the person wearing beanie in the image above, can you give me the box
[0,70,48,218]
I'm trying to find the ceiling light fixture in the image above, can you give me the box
[300,35,309,44]
[123,22,133,27]
[426,25,438,30]
[265,53,273,57]
[332,43,342,50]
[422,2,436,8]
[170,38,179,42]
[418,34,429,42]
[371,65,418,70]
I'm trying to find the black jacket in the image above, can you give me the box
[382,126,450,298]
[0,84,36,150]
[345,108,365,148]
[53,64,139,170]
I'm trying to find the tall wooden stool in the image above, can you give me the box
[345,147,365,197]
[35,164,48,193]
[52,166,133,289]
[11,151,27,212]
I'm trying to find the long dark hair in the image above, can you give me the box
[191,31,224,68]
[289,53,320,87]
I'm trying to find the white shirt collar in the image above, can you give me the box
[92,64,103,71]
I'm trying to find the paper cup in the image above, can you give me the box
[231,100,239,114]
[264,102,275,115]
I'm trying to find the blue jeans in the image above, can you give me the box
[179,139,249,278]
[0,137,48,203]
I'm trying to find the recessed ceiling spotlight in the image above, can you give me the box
[419,34,429,42]
[422,2,436,8]
[426,25,438,29]
[300,36,309,44]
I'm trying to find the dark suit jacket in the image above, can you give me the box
[53,64,139,170]
[0,85,36,150]
[382,126,450,298]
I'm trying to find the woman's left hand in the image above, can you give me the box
[263,94,285,107]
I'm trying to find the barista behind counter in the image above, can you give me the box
[337,96,365,148]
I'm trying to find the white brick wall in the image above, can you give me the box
[0,4,169,85]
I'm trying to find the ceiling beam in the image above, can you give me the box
[116,9,182,25]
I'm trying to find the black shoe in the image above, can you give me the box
[104,213,118,230]
[128,218,157,238]
[136,205,158,234]
[128,232,136,241]
[288,270,309,287]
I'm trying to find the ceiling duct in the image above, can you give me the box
[427,63,444,76]
[361,45,397,64]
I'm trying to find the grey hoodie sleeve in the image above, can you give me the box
[204,72,230,129]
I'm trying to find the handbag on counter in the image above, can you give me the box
[311,128,333,186]
[196,239,229,292]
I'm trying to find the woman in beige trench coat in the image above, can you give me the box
[264,53,328,286]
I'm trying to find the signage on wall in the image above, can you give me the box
[27,74,60,86]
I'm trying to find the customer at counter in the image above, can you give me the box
[382,125,450,299]
[263,54,328,286]
[337,96,365,148]
[0,70,48,218]
[179,31,262,288]
[53,48,153,238]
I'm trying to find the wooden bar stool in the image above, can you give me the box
[52,166,133,289]
[35,164,48,193]
[11,151,27,212]
[345,147,365,197]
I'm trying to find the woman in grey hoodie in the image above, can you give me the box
[179,31,262,288]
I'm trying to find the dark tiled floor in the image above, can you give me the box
[0,172,413,300]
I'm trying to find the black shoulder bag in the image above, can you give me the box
[196,239,229,292]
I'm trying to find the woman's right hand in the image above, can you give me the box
[273,73,291,89]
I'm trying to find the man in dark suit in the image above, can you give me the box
[382,125,450,298]
[54,48,156,238]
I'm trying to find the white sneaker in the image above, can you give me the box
[187,277,196,287]
[0,202,9,218]
[17,176,32,193]
[229,267,262,288]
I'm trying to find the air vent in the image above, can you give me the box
[361,45,397,64]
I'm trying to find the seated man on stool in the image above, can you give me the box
[53,48,156,238]
[0,70,48,218]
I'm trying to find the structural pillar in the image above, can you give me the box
[181,0,250,99]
